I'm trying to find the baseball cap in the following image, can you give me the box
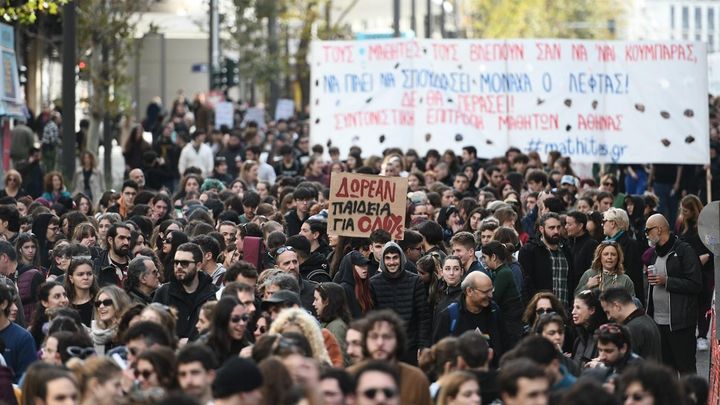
[349,251,370,266]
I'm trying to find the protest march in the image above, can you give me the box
[2,22,720,405]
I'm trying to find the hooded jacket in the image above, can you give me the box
[299,251,331,283]
[337,253,378,319]
[370,242,431,358]
[153,271,217,339]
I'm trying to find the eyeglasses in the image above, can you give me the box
[535,308,554,316]
[361,388,398,400]
[174,260,195,268]
[644,226,657,235]
[601,240,618,246]
[94,299,114,308]
[230,314,250,323]
[134,368,155,380]
[602,182,615,187]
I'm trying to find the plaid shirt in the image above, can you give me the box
[548,247,570,307]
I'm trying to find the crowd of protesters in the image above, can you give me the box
[0,93,717,405]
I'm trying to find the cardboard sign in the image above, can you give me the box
[309,39,709,164]
[242,107,266,129]
[327,172,408,240]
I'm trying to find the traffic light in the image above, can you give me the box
[211,64,225,90]
[77,60,89,81]
[224,57,239,87]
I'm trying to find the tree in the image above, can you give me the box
[470,0,622,39]
[0,0,67,24]
[76,0,152,186]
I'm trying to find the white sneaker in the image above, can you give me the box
[697,338,709,351]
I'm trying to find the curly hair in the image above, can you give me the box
[268,307,331,365]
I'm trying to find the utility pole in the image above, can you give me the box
[209,0,220,90]
[393,0,400,37]
[268,2,279,116]
[440,1,446,38]
[426,0,433,38]
[61,1,76,181]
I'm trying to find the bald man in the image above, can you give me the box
[433,271,508,361]
[645,213,702,374]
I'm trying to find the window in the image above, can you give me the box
[709,7,715,30]
[671,5,675,30]
[696,7,703,40]
[683,6,689,30]
[709,35,715,52]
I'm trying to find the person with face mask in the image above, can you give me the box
[644,213,702,374]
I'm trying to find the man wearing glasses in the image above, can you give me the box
[153,242,217,340]
[433,271,506,363]
[644,213,701,374]
[353,361,401,405]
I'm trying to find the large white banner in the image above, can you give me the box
[309,39,709,164]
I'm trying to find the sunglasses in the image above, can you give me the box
[66,346,96,359]
[163,238,173,244]
[134,369,155,380]
[94,299,114,308]
[535,308,554,316]
[644,226,657,235]
[230,314,250,323]
[599,323,622,334]
[174,260,195,268]
[602,182,615,187]
[362,388,398,400]
[255,325,266,334]
[275,246,295,256]
[601,240,618,246]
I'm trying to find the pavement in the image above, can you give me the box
[698,342,710,378]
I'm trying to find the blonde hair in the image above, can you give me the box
[436,371,478,405]
[94,285,132,329]
[268,307,331,365]
[603,208,629,231]
[591,242,625,275]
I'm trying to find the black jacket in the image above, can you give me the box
[433,282,462,323]
[93,250,128,288]
[153,272,218,339]
[433,295,506,360]
[300,252,331,283]
[337,253,378,319]
[646,235,702,331]
[568,233,598,276]
[622,308,662,362]
[615,231,644,300]
[299,277,318,316]
[284,210,304,237]
[518,238,577,305]
[370,243,431,357]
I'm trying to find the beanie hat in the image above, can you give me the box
[212,357,263,399]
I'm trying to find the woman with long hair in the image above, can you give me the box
[158,230,189,282]
[72,150,105,206]
[14,232,45,322]
[22,364,79,405]
[313,283,351,356]
[122,125,151,172]
[521,291,568,335]
[268,307,332,366]
[72,222,98,249]
[29,281,70,347]
[575,241,635,297]
[73,193,94,217]
[679,194,714,351]
[70,356,123,405]
[150,219,181,254]
[436,371,481,405]
[204,296,250,363]
[90,285,131,355]
[571,289,606,367]
[172,174,202,205]
[96,213,121,251]
[416,254,441,311]
[0,169,28,199]
[240,160,259,191]
[41,171,72,203]
[337,251,375,319]
[63,258,99,327]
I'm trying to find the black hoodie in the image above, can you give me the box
[337,253,378,319]
[32,213,55,270]
[153,271,217,339]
